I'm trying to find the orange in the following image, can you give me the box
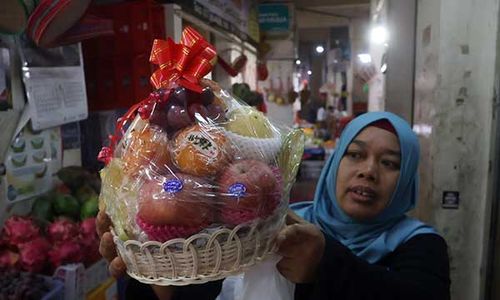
[121,124,171,176]
[172,124,232,177]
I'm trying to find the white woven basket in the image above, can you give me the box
[113,210,286,286]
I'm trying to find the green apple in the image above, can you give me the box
[225,106,275,138]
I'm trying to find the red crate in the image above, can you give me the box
[114,57,134,107]
[110,5,133,57]
[94,59,116,111]
[150,4,165,40]
[84,59,98,106]
[132,54,153,102]
[82,37,100,61]
[130,2,152,54]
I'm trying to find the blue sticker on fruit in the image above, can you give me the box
[228,183,246,197]
[164,179,183,193]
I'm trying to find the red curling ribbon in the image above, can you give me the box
[98,27,216,165]
[150,26,217,93]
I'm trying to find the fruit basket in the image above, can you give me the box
[98,27,304,285]
[114,208,285,285]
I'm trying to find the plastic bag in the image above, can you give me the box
[217,255,295,300]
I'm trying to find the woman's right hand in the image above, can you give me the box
[96,210,127,278]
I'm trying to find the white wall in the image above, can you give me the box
[349,18,370,109]
[413,0,500,299]
[368,0,387,112]
[368,0,416,121]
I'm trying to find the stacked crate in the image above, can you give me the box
[82,1,166,111]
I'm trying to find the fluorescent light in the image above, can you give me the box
[315,45,325,54]
[295,59,301,65]
[307,70,312,75]
[371,26,388,44]
[358,53,372,64]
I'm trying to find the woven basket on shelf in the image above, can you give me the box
[113,210,286,286]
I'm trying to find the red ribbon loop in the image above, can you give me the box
[150,26,217,93]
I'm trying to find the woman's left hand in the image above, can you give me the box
[276,210,326,283]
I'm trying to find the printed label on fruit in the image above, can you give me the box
[186,131,219,158]
[163,179,183,193]
[228,183,246,197]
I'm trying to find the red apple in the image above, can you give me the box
[137,173,215,227]
[218,160,278,214]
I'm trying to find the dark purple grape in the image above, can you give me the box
[206,103,226,123]
[148,109,169,130]
[169,87,188,107]
[185,88,201,104]
[188,103,209,121]
[167,105,193,129]
[200,87,214,106]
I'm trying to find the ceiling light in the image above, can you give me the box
[315,45,325,54]
[295,59,301,65]
[307,70,312,75]
[358,53,372,64]
[370,26,388,44]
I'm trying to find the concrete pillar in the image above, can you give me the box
[413,0,500,299]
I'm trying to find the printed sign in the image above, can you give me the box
[442,191,459,209]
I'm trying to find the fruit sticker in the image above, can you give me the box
[163,179,184,194]
[186,131,219,158]
[228,183,246,198]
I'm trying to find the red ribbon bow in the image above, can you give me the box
[150,26,217,93]
[98,27,217,165]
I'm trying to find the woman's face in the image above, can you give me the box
[335,126,401,221]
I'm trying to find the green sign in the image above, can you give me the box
[258,4,289,32]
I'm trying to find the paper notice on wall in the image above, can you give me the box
[24,67,88,130]
[18,39,88,130]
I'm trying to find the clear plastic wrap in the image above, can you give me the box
[98,27,304,285]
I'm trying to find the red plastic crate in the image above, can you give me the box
[94,59,116,111]
[114,57,134,107]
[132,54,153,102]
[150,4,165,40]
[82,37,100,61]
[130,2,152,54]
[84,59,98,106]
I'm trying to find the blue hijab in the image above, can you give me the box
[291,112,437,263]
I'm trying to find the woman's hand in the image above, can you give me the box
[96,211,127,278]
[276,210,326,283]
[96,211,176,300]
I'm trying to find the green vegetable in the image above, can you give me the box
[32,195,54,222]
[53,194,80,219]
[80,196,99,220]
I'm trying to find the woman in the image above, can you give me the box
[276,111,450,299]
[97,111,450,300]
